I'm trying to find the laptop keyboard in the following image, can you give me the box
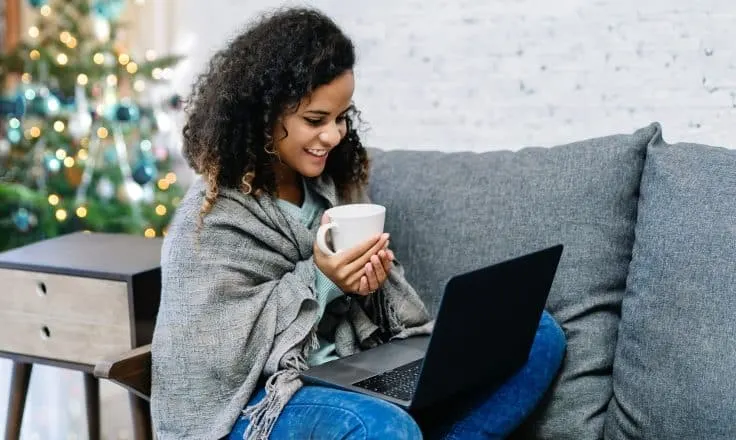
[352,359,423,401]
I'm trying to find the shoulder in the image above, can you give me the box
[173,178,268,226]
[162,178,270,258]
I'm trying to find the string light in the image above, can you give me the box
[28,27,39,38]
[77,149,89,161]
[30,127,41,138]
[66,37,78,49]
[106,74,118,86]
[155,204,167,216]
[93,53,105,64]
[30,50,40,60]
[165,172,177,184]
[126,62,138,74]
[53,121,65,132]
[56,53,68,65]
[77,74,88,85]
[40,5,51,16]
[21,73,32,83]
[144,228,156,238]
[55,149,67,160]
[118,53,130,65]
[157,179,170,191]
[63,157,75,167]
[59,31,71,44]
[145,49,157,61]
[152,68,163,80]
[55,209,68,221]
[76,206,87,218]
[97,127,109,139]
[133,79,146,92]
[48,194,60,206]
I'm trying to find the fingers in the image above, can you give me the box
[344,246,394,289]
[371,254,387,286]
[320,212,330,225]
[356,275,370,296]
[365,261,382,292]
[341,233,389,264]
[344,234,390,275]
[378,249,392,273]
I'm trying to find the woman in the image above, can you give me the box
[151,8,566,440]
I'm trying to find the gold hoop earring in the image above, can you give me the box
[264,142,276,156]
[241,172,254,195]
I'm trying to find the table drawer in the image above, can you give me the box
[0,268,130,325]
[0,311,132,365]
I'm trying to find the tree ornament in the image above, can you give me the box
[92,0,125,21]
[12,208,37,232]
[27,0,48,8]
[132,160,157,185]
[96,177,115,200]
[109,102,140,123]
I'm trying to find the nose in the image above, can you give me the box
[319,122,343,147]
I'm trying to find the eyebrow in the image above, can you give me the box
[304,105,353,116]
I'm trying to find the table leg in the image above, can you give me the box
[83,373,100,440]
[129,394,153,440]
[4,362,32,440]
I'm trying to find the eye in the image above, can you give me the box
[304,118,323,126]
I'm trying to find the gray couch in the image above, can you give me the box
[98,122,734,439]
[368,122,736,440]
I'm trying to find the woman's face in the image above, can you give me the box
[272,70,355,181]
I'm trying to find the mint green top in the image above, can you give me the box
[275,180,343,366]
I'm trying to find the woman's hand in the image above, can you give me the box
[359,247,395,295]
[313,213,394,295]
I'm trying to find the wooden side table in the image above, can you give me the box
[0,232,162,440]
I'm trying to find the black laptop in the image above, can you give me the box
[300,244,563,411]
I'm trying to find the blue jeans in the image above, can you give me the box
[229,311,566,439]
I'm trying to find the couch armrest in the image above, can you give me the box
[94,344,152,401]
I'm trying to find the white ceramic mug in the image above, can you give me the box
[316,204,386,255]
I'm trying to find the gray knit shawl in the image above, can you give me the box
[150,176,433,439]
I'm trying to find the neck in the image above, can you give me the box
[274,162,303,205]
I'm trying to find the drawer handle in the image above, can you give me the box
[36,282,47,296]
[40,326,51,340]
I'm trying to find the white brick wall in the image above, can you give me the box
[166,0,736,151]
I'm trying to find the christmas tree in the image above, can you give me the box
[0,0,185,252]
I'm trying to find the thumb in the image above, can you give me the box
[321,212,330,225]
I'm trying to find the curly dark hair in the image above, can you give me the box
[182,8,369,223]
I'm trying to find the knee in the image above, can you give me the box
[535,311,567,369]
[351,398,422,440]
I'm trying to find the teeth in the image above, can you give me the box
[306,149,327,157]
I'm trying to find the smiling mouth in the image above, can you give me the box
[306,149,328,158]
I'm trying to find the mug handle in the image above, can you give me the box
[316,221,338,256]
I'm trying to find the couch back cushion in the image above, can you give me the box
[368,123,659,439]
[604,135,736,439]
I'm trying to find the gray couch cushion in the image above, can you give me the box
[368,123,660,440]
[604,136,736,439]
